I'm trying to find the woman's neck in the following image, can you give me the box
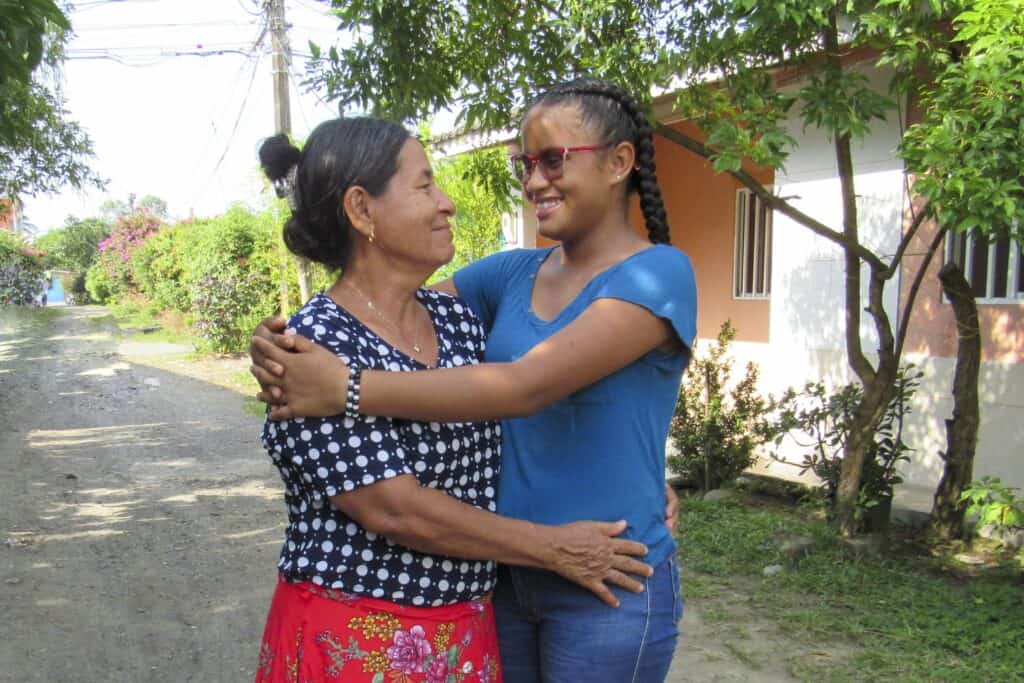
[331,249,429,324]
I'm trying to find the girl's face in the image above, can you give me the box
[519,104,619,243]
[369,139,457,269]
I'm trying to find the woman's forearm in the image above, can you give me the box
[332,476,640,578]
[349,482,559,568]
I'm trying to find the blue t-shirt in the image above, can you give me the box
[453,245,697,567]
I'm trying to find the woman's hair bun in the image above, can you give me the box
[258,133,301,182]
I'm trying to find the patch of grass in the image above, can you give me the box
[106,300,193,345]
[677,497,1024,682]
[0,305,63,331]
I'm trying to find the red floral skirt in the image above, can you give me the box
[255,575,503,683]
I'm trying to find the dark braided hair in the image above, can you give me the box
[258,118,410,269]
[529,78,671,245]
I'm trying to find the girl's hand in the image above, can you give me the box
[249,320,350,419]
[665,483,680,531]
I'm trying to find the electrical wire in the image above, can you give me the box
[193,50,264,206]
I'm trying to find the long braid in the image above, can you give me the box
[534,78,671,244]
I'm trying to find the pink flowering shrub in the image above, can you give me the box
[88,211,162,301]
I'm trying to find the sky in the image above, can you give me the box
[22,0,353,232]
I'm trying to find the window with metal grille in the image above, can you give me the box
[733,188,772,298]
[945,228,1024,302]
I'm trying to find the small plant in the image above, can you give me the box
[668,320,781,491]
[771,365,922,528]
[961,477,1024,535]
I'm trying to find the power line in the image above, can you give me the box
[73,20,260,31]
[199,51,264,201]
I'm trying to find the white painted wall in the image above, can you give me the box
[715,63,1024,509]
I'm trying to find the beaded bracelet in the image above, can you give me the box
[344,365,362,419]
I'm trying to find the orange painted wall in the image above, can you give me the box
[901,215,1023,363]
[532,121,774,342]
[647,121,773,342]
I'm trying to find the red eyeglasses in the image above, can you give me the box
[509,145,612,183]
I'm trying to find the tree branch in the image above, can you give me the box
[653,123,887,271]
[894,223,948,361]
[884,205,929,281]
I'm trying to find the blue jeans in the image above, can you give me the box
[494,553,683,683]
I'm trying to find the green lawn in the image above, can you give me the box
[677,496,1024,682]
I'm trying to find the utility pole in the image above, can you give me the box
[266,0,311,310]
[268,0,291,137]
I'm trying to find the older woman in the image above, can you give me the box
[252,79,695,683]
[251,117,652,683]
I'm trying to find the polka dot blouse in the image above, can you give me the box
[260,290,502,607]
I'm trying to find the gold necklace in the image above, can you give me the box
[340,279,423,354]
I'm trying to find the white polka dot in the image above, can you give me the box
[357,565,368,577]
[398,573,410,585]
[320,423,333,435]
[377,450,390,462]
[325,520,337,532]
[377,568,389,580]
[361,549,374,562]
[422,557,434,569]
[322,540,334,553]
[419,577,431,588]
[355,455,368,467]
[300,430,312,441]
[346,523,358,536]
[348,435,362,448]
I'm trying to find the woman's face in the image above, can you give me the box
[519,104,617,243]
[369,138,457,269]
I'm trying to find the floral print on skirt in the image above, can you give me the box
[255,575,502,683]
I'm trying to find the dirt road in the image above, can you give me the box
[0,305,797,682]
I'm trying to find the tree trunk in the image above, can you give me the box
[834,381,892,536]
[928,263,980,541]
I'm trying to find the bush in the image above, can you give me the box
[84,260,117,304]
[93,211,162,301]
[190,266,276,352]
[668,321,781,491]
[770,365,921,522]
[132,225,190,312]
[0,230,47,305]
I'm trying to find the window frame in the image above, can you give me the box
[944,227,1024,304]
[732,188,773,300]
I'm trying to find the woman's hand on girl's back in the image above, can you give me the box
[250,316,349,419]
[545,520,652,608]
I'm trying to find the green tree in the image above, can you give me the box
[432,146,515,281]
[33,216,111,273]
[0,0,101,197]
[307,0,1024,535]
